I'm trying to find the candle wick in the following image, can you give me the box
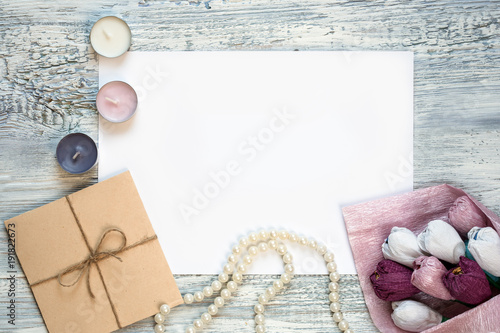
[105,97,119,105]
[103,29,112,39]
[72,151,81,160]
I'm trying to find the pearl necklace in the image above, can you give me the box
[152,230,353,333]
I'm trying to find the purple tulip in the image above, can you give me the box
[370,259,420,301]
[442,256,491,305]
[448,196,488,237]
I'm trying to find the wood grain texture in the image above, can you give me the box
[1,0,499,332]
[0,274,372,332]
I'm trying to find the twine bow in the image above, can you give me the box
[57,228,127,299]
[30,195,158,329]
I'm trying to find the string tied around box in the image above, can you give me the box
[30,196,158,329]
[55,227,126,297]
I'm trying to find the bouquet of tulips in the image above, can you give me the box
[342,185,500,333]
[370,196,500,332]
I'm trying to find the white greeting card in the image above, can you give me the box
[99,51,413,274]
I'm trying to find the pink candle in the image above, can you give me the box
[96,81,138,122]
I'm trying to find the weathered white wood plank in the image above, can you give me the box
[1,0,499,332]
[0,274,376,332]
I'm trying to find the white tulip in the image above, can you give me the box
[468,227,500,277]
[417,220,465,264]
[391,300,442,332]
[382,227,427,267]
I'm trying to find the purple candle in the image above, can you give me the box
[96,81,138,123]
[56,133,98,174]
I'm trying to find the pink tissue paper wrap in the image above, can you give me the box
[342,185,500,333]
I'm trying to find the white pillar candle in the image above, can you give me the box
[90,16,131,58]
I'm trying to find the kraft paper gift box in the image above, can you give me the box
[5,171,183,333]
[342,184,500,333]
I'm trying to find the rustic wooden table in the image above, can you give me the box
[1,1,499,332]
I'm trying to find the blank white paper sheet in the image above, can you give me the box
[99,51,413,274]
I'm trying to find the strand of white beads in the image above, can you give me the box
[153,230,353,333]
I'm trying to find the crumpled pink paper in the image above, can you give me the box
[342,184,500,333]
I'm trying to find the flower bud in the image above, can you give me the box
[411,256,453,300]
[417,220,465,264]
[448,196,488,236]
[466,227,500,277]
[442,256,491,305]
[391,300,442,332]
[370,259,420,301]
[382,227,427,267]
